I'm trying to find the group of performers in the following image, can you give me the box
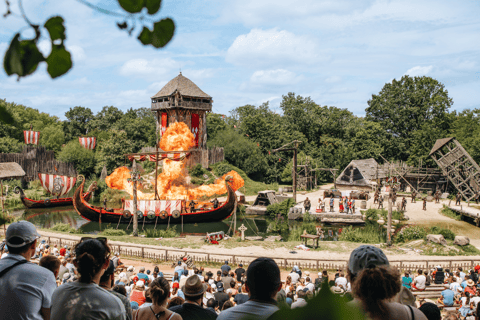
[187,197,219,213]
[308,196,357,214]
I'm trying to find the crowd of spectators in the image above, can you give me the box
[0,220,478,320]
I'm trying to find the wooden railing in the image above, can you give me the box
[43,234,480,271]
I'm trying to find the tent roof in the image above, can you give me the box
[336,158,388,185]
[0,162,26,179]
[151,73,211,99]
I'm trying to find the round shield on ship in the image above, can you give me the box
[159,210,168,219]
[122,210,131,218]
[147,210,155,219]
[137,210,144,219]
[171,210,181,219]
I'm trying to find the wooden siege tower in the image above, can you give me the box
[429,137,480,201]
[150,72,218,168]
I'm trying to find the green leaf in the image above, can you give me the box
[118,0,144,13]
[137,27,152,45]
[46,45,72,78]
[150,18,175,48]
[144,0,161,14]
[44,16,66,42]
[0,105,15,124]
[3,34,45,78]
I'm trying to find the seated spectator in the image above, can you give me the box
[0,221,57,320]
[174,261,184,277]
[450,277,461,293]
[296,278,306,292]
[222,270,234,290]
[402,272,413,289]
[214,282,229,310]
[172,272,180,283]
[458,267,466,281]
[229,280,238,295]
[285,292,294,307]
[39,255,61,279]
[139,289,153,309]
[335,272,348,288]
[168,297,185,309]
[131,302,139,311]
[291,290,307,309]
[233,286,249,305]
[170,275,217,320]
[418,302,441,320]
[424,270,431,286]
[99,260,133,320]
[137,267,149,284]
[130,280,147,306]
[305,277,315,293]
[465,279,477,295]
[222,301,234,312]
[438,284,455,307]
[59,245,67,257]
[134,277,181,320]
[434,267,444,284]
[52,244,59,256]
[347,245,427,320]
[217,257,282,320]
[50,237,125,320]
[154,265,164,278]
[288,268,300,284]
[58,258,68,280]
[113,285,128,297]
[205,298,219,315]
[470,291,480,307]
[413,269,426,291]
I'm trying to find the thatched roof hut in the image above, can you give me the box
[336,158,388,188]
[0,162,26,180]
[152,72,211,100]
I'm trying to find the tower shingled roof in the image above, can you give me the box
[151,73,211,99]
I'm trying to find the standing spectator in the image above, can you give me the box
[347,245,427,320]
[51,237,126,320]
[438,284,455,307]
[135,277,182,320]
[304,197,311,213]
[214,282,229,310]
[291,290,307,309]
[170,275,217,320]
[221,261,231,275]
[217,257,281,320]
[0,221,57,320]
[99,261,133,320]
[402,272,413,289]
[418,302,441,320]
[413,269,426,291]
[234,264,245,282]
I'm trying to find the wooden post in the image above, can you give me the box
[165,250,168,261]
[141,247,144,258]
[293,142,297,203]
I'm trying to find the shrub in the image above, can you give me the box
[51,223,76,233]
[394,225,427,243]
[99,228,126,236]
[428,226,455,240]
[266,198,296,218]
[440,205,461,220]
[339,225,386,243]
[287,222,318,242]
[143,226,178,238]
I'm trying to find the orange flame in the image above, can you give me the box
[105,122,244,201]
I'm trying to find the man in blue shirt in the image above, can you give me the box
[136,267,149,284]
[221,261,231,274]
[439,284,455,306]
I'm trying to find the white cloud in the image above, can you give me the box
[69,45,86,61]
[226,28,320,67]
[250,69,299,85]
[328,87,357,94]
[404,66,433,77]
[325,76,342,83]
[119,58,180,80]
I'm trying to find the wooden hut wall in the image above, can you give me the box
[0,146,76,181]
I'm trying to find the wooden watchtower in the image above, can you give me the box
[429,137,480,201]
[150,72,214,168]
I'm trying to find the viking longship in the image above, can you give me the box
[15,173,94,209]
[73,176,237,225]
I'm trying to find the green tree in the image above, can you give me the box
[206,113,227,140]
[0,136,23,153]
[114,107,156,151]
[63,106,94,141]
[57,140,96,176]
[96,129,135,172]
[451,109,480,164]
[366,75,452,161]
[39,124,65,153]
[88,106,124,132]
[346,120,386,161]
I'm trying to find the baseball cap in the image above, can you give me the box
[6,221,40,247]
[348,245,389,275]
[217,282,224,292]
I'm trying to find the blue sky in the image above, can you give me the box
[0,0,479,118]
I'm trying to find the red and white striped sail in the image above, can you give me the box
[24,130,40,145]
[124,199,183,215]
[79,137,96,150]
[127,152,189,162]
[38,173,76,197]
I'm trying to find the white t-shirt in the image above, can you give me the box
[52,247,59,256]
[0,254,57,320]
[335,277,348,288]
[306,282,315,292]
[471,297,480,307]
[414,275,426,290]
[51,281,126,320]
[289,272,300,284]
[450,282,462,293]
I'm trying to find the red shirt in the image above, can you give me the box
[130,290,146,306]
[59,248,66,256]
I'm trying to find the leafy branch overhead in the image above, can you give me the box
[2,0,175,80]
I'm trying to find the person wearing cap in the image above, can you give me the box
[51,238,125,320]
[214,282,230,310]
[217,257,282,320]
[169,275,217,320]
[347,245,427,320]
[99,260,133,320]
[221,260,231,275]
[438,284,455,307]
[234,263,245,282]
[0,221,57,320]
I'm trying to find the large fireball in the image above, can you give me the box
[106,122,244,200]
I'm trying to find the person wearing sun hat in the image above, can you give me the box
[0,220,57,320]
[169,275,217,320]
[347,245,427,320]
